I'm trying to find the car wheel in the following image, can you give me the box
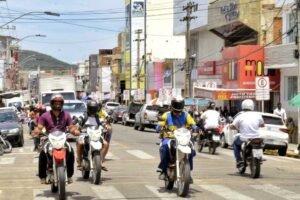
[278,147,287,156]
[134,122,138,130]
[17,134,24,147]
[138,123,145,131]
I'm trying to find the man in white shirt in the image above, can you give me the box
[273,102,287,123]
[230,99,264,168]
[200,101,220,130]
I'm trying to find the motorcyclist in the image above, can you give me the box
[199,101,221,139]
[76,100,102,169]
[32,104,47,151]
[156,96,197,181]
[98,102,112,171]
[229,99,264,168]
[33,94,80,184]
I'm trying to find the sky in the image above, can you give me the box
[0,0,125,64]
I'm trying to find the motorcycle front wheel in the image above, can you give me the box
[81,159,90,179]
[209,142,217,155]
[57,166,66,200]
[91,153,102,185]
[177,159,190,197]
[3,140,12,153]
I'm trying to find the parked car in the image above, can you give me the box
[104,102,121,112]
[222,112,289,156]
[134,104,169,131]
[122,102,143,126]
[0,107,24,147]
[112,106,127,124]
[63,100,87,119]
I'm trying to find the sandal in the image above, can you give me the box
[101,166,108,171]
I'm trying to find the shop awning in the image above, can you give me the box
[193,87,265,100]
[265,63,297,69]
[288,94,300,107]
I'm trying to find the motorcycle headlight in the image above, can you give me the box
[174,128,191,146]
[89,130,102,141]
[49,134,66,149]
[9,128,19,134]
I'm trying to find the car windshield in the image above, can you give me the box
[262,115,284,126]
[63,102,86,112]
[0,111,17,122]
[8,102,22,108]
[42,92,75,104]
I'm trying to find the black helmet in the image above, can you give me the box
[87,100,99,116]
[171,96,185,112]
[50,94,64,111]
[207,101,215,109]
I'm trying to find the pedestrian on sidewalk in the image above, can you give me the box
[273,102,287,123]
[286,117,295,143]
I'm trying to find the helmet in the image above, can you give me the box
[50,94,64,111]
[207,101,215,109]
[241,99,254,111]
[38,104,46,115]
[171,96,185,112]
[87,100,99,116]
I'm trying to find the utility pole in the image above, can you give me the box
[134,29,144,90]
[297,0,300,144]
[181,2,197,98]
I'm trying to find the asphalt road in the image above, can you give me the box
[1,123,300,200]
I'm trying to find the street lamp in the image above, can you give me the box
[0,11,60,28]
[11,34,46,47]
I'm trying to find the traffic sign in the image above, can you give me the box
[205,81,217,88]
[123,90,130,100]
[255,77,270,100]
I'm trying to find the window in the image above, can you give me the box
[285,76,297,101]
[262,115,284,126]
[286,13,296,43]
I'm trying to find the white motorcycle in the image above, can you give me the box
[162,128,193,197]
[80,126,104,185]
[44,131,71,200]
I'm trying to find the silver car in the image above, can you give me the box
[63,100,87,119]
[222,112,289,156]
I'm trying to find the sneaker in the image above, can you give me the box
[67,177,73,184]
[236,161,244,168]
[159,172,166,180]
[40,178,46,184]
[101,166,108,171]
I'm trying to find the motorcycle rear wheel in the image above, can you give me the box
[91,153,101,185]
[81,159,90,179]
[0,145,4,156]
[250,157,261,179]
[57,166,66,200]
[209,142,217,155]
[177,159,190,197]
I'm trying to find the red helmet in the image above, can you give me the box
[38,104,46,111]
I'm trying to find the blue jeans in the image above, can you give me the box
[158,138,195,172]
[233,136,243,162]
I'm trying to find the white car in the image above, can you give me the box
[104,102,120,112]
[221,112,289,156]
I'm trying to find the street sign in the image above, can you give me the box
[111,91,116,100]
[255,77,270,100]
[123,90,130,100]
[205,81,217,88]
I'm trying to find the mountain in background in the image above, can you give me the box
[18,50,76,71]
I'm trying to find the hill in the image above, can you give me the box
[18,50,76,71]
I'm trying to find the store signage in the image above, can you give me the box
[220,2,239,21]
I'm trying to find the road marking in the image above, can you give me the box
[264,155,289,163]
[18,148,24,153]
[251,184,300,199]
[0,157,15,164]
[126,150,155,159]
[218,150,235,157]
[33,157,39,164]
[199,185,255,200]
[33,189,55,200]
[197,153,223,160]
[106,152,120,160]
[92,186,127,199]
[145,185,178,200]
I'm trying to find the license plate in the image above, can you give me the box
[252,149,263,158]
[212,135,220,141]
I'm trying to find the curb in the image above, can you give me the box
[286,150,300,158]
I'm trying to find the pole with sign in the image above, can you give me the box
[255,77,270,112]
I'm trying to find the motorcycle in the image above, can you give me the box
[0,130,12,155]
[44,131,71,200]
[161,128,193,197]
[197,127,221,154]
[80,125,104,185]
[237,135,264,179]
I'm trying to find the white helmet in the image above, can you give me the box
[241,99,254,111]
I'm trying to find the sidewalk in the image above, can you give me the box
[287,143,300,158]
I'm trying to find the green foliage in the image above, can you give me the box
[18,50,76,71]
